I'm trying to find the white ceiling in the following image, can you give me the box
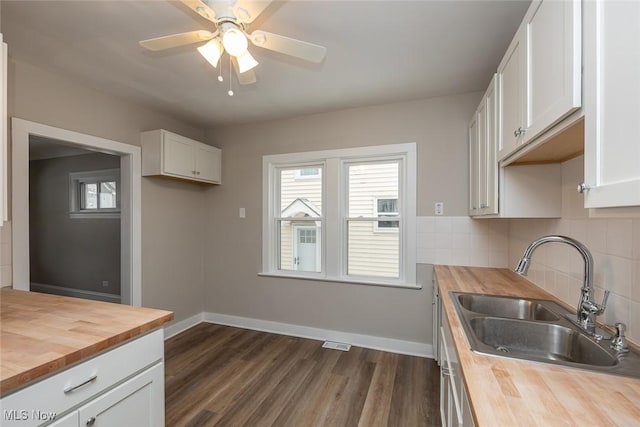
[1,0,530,128]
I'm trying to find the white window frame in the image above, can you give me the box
[261,143,417,289]
[69,169,120,219]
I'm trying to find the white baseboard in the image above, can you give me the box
[30,282,121,304]
[163,312,204,340]
[195,312,433,358]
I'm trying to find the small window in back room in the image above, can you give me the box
[69,169,120,219]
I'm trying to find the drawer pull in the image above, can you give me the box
[86,416,96,426]
[64,374,98,393]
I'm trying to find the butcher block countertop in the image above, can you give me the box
[0,288,173,395]
[435,265,640,427]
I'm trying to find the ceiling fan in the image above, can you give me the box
[139,0,327,87]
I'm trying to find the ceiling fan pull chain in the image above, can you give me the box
[228,55,234,96]
[218,52,224,82]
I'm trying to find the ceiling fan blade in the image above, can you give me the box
[232,57,257,85]
[139,30,216,51]
[249,31,327,63]
[233,0,272,23]
[180,0,216,23]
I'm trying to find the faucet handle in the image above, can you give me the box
[600,290,610,312]
[611,323,629,353]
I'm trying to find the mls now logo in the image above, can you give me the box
[3,410,29,420]
[3,409,57,421]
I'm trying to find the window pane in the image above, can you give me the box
[348,162,399,217]
[279,167,322,217]
[377,198,398,213]
[347,220,399,278]
[299,167,320,177]
[100,181,117,209]
[278,220,321,273]
[81,183,98,209]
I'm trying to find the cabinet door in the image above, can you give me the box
[163,133,195,178]
[483,75,499,215]
[48,411,78,427]
[195,145,221,183]
[584,0,640,208]
[476,98,488,214]
[468,111,480,216]
[77,363,164,427]
[524,0,581,143]
[498,28,525,161]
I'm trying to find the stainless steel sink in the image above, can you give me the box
[451,292,640,378]
[469,317,617,366]
[456,293,560,321]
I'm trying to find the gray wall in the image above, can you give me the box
[9,58,208,323]
[203,93,480,344]
[29,152,120,294]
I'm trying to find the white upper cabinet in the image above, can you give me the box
[583,0,640,208]
[141,129,222,184]
[524,0,582,142]
[469,75,498,216]
[497,29,526,160]
[498,0,582,161]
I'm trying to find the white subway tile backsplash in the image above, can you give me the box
[629,300,640,343]
[434,217,452,233]
[417,216,509,268]
[586,219,607,253]
[606,219,633,258]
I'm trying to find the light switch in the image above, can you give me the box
[239,208,246,218]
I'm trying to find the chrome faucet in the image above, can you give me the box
[514,235,609,333]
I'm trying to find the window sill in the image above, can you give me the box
[69,212,121,219]
[258,272,421,290]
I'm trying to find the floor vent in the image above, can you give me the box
[322,341,351,351]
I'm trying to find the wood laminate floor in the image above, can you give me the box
[165,323,441,427]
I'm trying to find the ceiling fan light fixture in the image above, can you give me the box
[197,38,223,68]
[236,50,259,73]
[222,27,248,56]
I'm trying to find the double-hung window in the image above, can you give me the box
[262,143,417,288]
[69,169,120,219]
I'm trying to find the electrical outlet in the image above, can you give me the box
[239,208,246,218]
[435,202,444,215]
[102,281,109,287]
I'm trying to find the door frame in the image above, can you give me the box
[11,118,142,306]
[292,224,320,272]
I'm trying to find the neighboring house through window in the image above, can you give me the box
[374,197,399,230]
[69,169,120,219]
[262,143,417,288]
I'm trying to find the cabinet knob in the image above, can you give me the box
[577,183,590,193]
[480,204,487,209]
[196,171,201,175]
[513,127,527,137]
[86,417,96,426]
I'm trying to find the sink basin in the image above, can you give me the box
[469,317,617,366]
[456,293,560,321]
[449,291,640,378]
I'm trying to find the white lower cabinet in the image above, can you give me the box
[439,303,474,427]
[76,363,164,427]
[48,412,79,427]
[0,330,165,427]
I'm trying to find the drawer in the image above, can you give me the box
[0,329,163,427]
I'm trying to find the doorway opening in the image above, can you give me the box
[12,119,141,306]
